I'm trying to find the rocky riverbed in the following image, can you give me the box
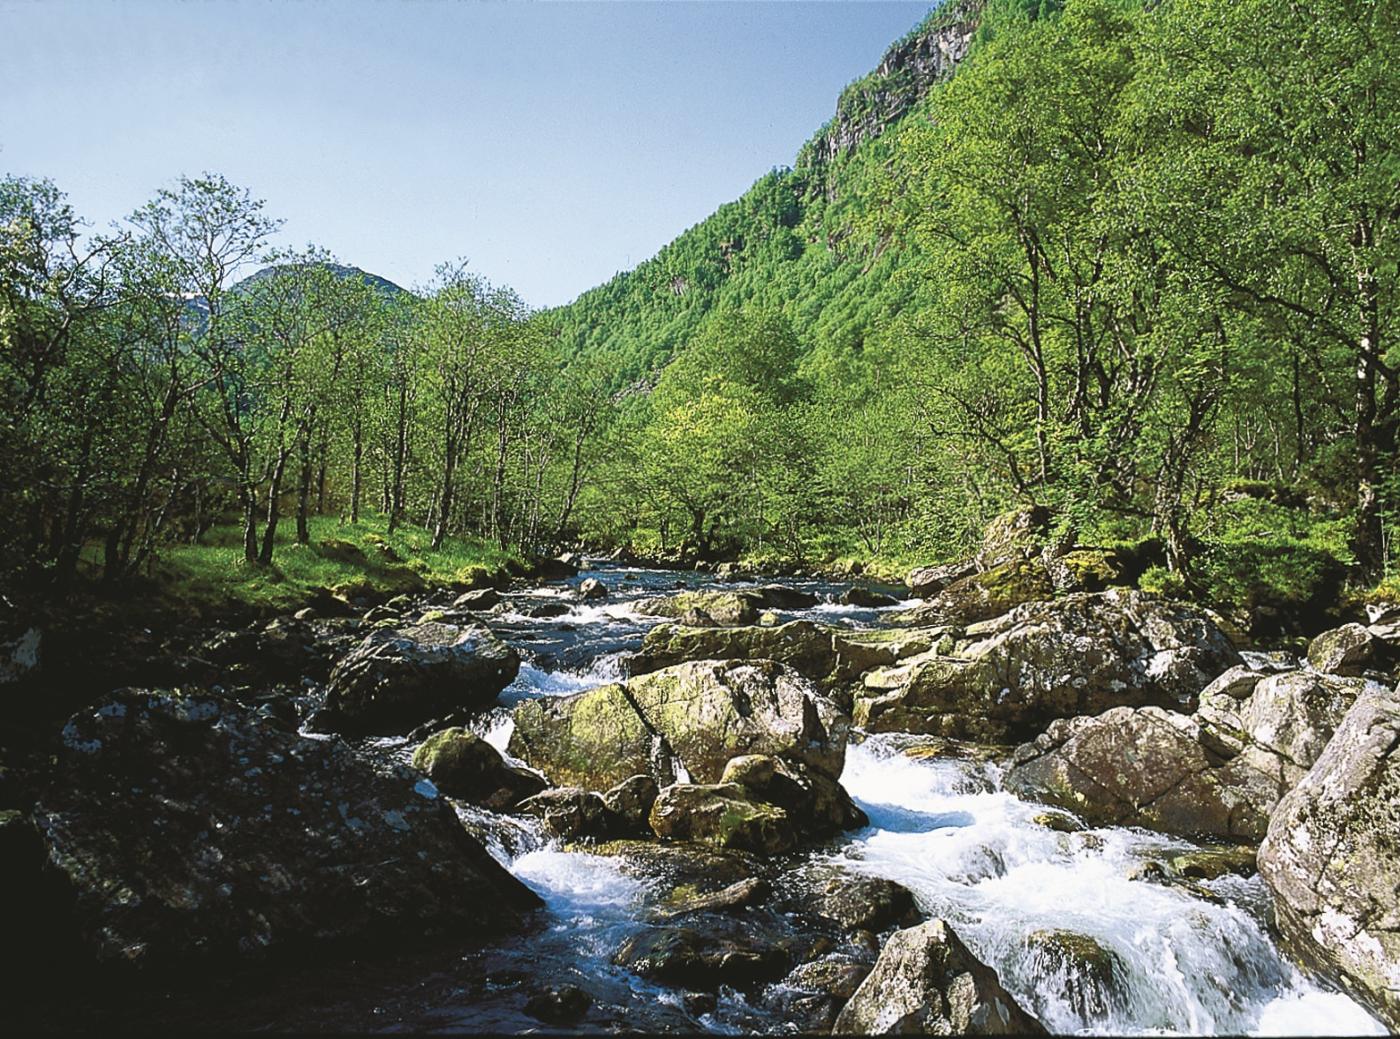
[3,554,1395,1034]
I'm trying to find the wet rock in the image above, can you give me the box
[1032,811,1083,833]
[1005,706,1278,840]
[452,588,500,611]
[1307,623,1377,677]
[585,839,760,894]
[510,659,848,791]
[842,587,899,608]
[531,554,579,579]
[323,621,520,735]
[637,590,763,627]
[934,559,1056,625]
[613,922,793,989]
[1167,845,1256,880]
[627,620,836,683]
[627,619,935,688]
[658,877,771,918]
[578,578,608,601]
[410,727,545,811]
[856,590,1241,742]
[648,782,797,855]
[833,918,1045,1034]
[907,559,978,598]
[720,754,867,838]
[32,689,541,969]
[201,617,331,686]
[518,787,619,842]
[748,584,821,610]
[1258,685,1400,1030]
[784,957,873,1000]
[600,774,659,835]
[523,984,592,1024]
[803,871,921,933]
[764,957,875,1033]
[1023,929,1125,1018]
[524,601,571,619]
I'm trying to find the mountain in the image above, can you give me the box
[549,0,985,382]
[231,262,410,299]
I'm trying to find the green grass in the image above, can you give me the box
[148,513,521,616]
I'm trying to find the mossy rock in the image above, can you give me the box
[315,538,370,566]
[935,559,1053,625]
[649,783,797,855]
[1024,929,1125,1017]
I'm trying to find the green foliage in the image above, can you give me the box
[152,513,517,614]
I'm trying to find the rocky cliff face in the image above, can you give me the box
[799,0,984,170]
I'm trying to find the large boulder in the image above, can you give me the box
[323,621,520,735]
[1258,686,1400,1029]
[509,660,847,790]
[933,559,1056,626]
[410,727,545,811]
[976,504,1053,570]
[906,559,978,599]
[833,919,1044,1034]
[31,689,541,970]
[854,590,1241,742]
[1005,668,1372,841]
[647,782,797,855]
[636,590,763,627]
[1307,623,1378,677]
[626,620,937,688]
[1005,706,1274,840]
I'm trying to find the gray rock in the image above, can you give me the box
[1258,686,1400,1030]
[601,774,659,835]
[647,782,797,855]
[1307,623,1377,676]
[855,590,1241,742]
[410,727,545,811]
[833,919,1045,1034]
[452,588,500,611]
[32,689,540,969]
[324,621,519,735]
[518,787,619,842]
[906,559,978,598]
[843,587,900,608]
[578,578,608,601]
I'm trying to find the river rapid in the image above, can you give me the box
[41,562,1387,1034]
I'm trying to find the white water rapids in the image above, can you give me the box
[468,565,1386,1035]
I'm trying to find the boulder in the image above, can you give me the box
[657,876,771,918]
[833,919,1044,1034]
[600,774,660,835]
[1023,929,1126,1018]
[647,782,797,855]
[1258,686,1400,1029]
[626,620,836,682]
[636,590,763,627]
[855,590,1241,742]
[626,620,936,688]
[577,578,608,601]
[1005,706,1280,840]
[1307,623,1378,676]
[613,922,792,989]
[719,753,867,837]
[934,559,1055,625]
[323,621,520,735]
[748,584,821,610]
[32,689,540,969]
[410,727,545,811]
[842,587,900,608]
[509,659,847,790]
[803,870,921,933]
[976,504,1053,570]
[1006,667,1371,841]
[907,559,978,599]
[518,787,619,842]
[452,588,500,611]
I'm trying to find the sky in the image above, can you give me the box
[0,0,933,308]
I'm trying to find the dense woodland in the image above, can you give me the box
[2,0,1398,627]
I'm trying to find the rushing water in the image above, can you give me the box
[461,561,1385,1036]
[29,561,1382,1034]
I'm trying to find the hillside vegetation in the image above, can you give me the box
[3,0,1398,636]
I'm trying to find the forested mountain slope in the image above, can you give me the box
[550,0,983,382]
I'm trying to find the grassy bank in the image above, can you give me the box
[146,513,522,616]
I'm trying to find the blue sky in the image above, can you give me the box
[0,1,932,307]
